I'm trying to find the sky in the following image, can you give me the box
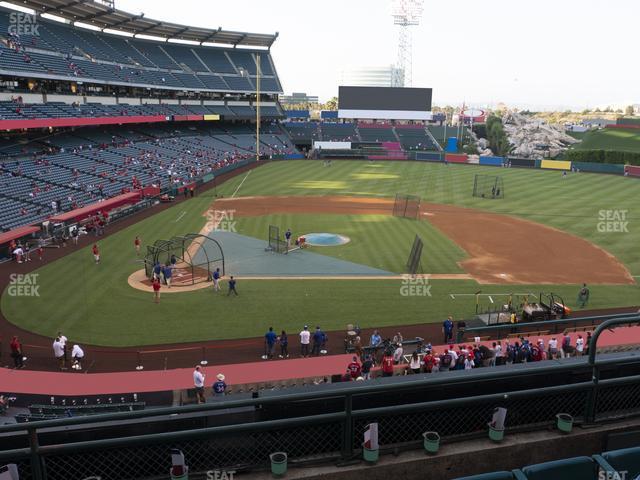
[115,0,639,110]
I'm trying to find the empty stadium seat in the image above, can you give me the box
[453,472,514,480]
[513,456,598,480]
[594,446,640,478]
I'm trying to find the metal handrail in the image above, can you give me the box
[2,349,639,435]
[464,312,638,335]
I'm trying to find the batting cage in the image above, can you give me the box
[266,224,288,253]
[406,234,424,274]
[144,234,224,286]
[392,193,421,219]
[472,174,504,199]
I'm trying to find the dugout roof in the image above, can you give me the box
[15,0,278,47]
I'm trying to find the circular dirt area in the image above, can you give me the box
[304,233,351,246]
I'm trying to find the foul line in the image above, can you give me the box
[174,211,186,223]
[231,170,251,198]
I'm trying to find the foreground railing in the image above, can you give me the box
[1,316,638,480]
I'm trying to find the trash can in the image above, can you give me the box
[270,452,287,477]
[556,413,574,434]
[489,426,505,442]
[423,431,440,454]
[362,445,379,464]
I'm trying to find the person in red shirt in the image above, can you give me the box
[347,356,361,379]
[382,353,395,377]
[134,236,141,256]
[10,336,24,369]
[92,244,100,264]
[37,246,44,261]
[152,277,161,304]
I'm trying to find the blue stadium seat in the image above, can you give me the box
[452,472,514,480]
[594,447,640,479]
[513,456,598,480]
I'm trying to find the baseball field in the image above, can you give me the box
[2,160,639,347]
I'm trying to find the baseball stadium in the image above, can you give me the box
[0,1,639,479]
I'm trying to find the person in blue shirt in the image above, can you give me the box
[265,327,277,359]
[152,261,162,281]
[370,330,382,348]
[227,276,238,296]
[163,263,172,288]
[443,316,454,344]
[312,326,324,356]
[284,228,292,254]
[279,330,289,358]
[212,267,221,292]
[212,373,226,397]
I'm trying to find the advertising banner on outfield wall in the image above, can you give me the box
[313,141,352,150]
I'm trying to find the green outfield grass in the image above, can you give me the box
[571,128,640,152]
[2,160,638,346]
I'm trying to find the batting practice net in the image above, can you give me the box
[472,174,504,199]
[267,224,288,253]
[144,234,224,286]
[406,234,424,274]
[393,193,421,219]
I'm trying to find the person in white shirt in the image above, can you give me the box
[52,337,65,370]
[300,326,311,358]
[71,344,84,370]
[548,338,559,359]
[13,246,24,263]
[393,344,404,364]
[193,365,206,404]
[464,356,475,370]
[57,331,68,364]
[448,348,459,369]
[409,351,421,373]
[575,335,585,356]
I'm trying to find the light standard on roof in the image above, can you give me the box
[239,55,261,163]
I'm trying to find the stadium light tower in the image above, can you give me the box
[392,0,424,87]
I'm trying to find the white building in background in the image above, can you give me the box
[340,66,404,88]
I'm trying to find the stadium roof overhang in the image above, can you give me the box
[11,0,278,48]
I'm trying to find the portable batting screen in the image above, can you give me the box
[472,174,504,199]
[406,235,424,274]
[267,224,288,253]
[393,194,421,219]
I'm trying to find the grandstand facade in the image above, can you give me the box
[0,1,298,236]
